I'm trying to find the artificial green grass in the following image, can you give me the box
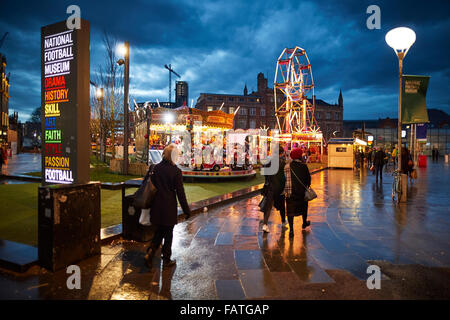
[0,174,264,246]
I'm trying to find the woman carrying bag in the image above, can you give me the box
[284,148,314,238]
[144,144,191,269]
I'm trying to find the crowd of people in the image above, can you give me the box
[356,145,417,182]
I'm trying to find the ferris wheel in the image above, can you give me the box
[274,47,320,134]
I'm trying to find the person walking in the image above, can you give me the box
[284,148,311,238]
[373,147,386,183]
[392,146,398,167]
[401,147,414,180]
[260,146,287,233]
[145,144,191,269]
[432,147,436,161]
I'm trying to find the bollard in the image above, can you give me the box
[400,174,408,203]
[445,154,449,163]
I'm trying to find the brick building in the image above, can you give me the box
[195,72,343,141]
[0,53,10,145]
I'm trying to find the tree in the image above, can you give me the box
[91,32,124,162]
[30,107,41,123]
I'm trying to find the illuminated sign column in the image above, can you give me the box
[41,20,90,185]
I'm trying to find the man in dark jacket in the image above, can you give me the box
[145,144,191,269]
[373,147,386,183]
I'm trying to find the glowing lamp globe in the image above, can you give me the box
[96,88,102,99]
[385,27,416,55]
[164,113,174,123]
[117,43,128,57]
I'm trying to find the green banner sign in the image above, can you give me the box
[401,75,430,124]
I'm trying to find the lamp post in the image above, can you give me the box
[117,42,130,174]
[96,87,104,162]
[385,27,416,202]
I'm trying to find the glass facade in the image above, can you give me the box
[365,127,450,155]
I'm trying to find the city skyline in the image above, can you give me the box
[0,0,449,122]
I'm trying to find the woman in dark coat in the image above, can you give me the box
[145,144,191,268]
[260,146,286,233]
[284,148,311,238]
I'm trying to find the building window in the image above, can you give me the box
[228,97,234,102]
[228,107,235,114]
[217,97,224,101]
[239,98,244,102]
[260,108,266,116]
[238,119,247,128]
[239,107,248,115]
[250,98,255,102]
[334,112,339,120]
[207,97,212,101]
[207,106,214,112]
[249,108,256,116]
[326,112,331,120]
[270,97,274,102]
[249,120,256,129]
[316,112,321,119]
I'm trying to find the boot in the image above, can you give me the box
[302,220,311,229]
[163,258,176,268]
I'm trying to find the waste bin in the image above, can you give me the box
[418,155,427,168]
[38,183,101,271]
[122,190,154,242]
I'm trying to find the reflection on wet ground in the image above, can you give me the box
[0,153,41,176]
[0,161,449,299]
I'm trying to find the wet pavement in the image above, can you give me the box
[0,153,41,176]
[0,160,449,299]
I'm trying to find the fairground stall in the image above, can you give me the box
[327,137,367,168]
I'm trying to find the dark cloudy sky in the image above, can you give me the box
[0,0,449,121]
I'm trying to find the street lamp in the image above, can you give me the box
[385,26,416,201]
[96,87,105,162]
[117,41,130,174]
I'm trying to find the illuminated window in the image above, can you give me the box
[229,107,235,114]
[207,106,213,112]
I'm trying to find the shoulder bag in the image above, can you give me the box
[133,167,158,209]
[290,167,317,201]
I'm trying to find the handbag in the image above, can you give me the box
[410,169,418,179]
[290,168,317,201]
[139,208,151,226]
[133,167,157,209]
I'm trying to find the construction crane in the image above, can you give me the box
[0,32,8,50]
[164,64,180,103]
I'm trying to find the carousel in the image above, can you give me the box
[133,103,256,179]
